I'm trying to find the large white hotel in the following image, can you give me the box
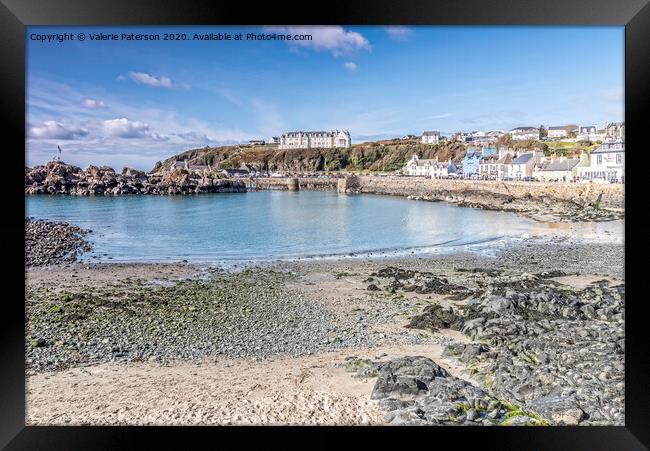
[278,130,351,149]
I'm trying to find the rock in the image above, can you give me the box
[30,337,46,348]
[406,303,462,332]
[367,284,380,291]
[529,395,586,425]
[25,160,246,196]
[371,356,448,400]
[25,219,92,267]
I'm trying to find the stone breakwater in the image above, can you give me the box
[339,176,624,222]
[26,219,92,267]
[25,161,246,195]
[252,176,339,191]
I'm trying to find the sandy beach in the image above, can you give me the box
[25,224,625,426]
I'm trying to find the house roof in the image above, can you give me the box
[511,127,538,132]
[548,126,568,130]
[480,155,498,164]
[422,131,440,136]
[411,159,437,166]
[497,154,513,164]
[512,153,534,164]
[541,159,581,171]
[591,142,625,153]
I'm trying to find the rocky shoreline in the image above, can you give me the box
[339,176,624,223]
[25,237,625,426]
[25,219,92,267]
[342,265,624,425]
[26,161,626,223]
[25,161,246,195]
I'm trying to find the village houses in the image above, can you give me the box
[401,118,624,183]
[510,127,540,141]
[535,156,586,182]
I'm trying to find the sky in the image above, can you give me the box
[27,26,624,170]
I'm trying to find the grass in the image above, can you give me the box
[500,401,550,426]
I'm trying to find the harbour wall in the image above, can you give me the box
[339,176,625,212]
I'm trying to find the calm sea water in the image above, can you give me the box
[26,191,543,263]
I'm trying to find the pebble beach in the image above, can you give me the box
[25,219,625,426]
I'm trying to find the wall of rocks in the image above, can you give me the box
[339,176,624,212]
[253,177,339,191]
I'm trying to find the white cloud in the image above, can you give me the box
[343,62,358,72]
[427,113,456,120]
[81,98,107,109]
[126,71,189,89]
[264,26,371,57]
[116,74,126,81]
[384,26,412,41]
[30,120,89,140]
[102,118,151,138]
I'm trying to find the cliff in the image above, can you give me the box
[25,161,246,195]
[150,140,468,174]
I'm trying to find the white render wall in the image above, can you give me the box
[279,131,351,149]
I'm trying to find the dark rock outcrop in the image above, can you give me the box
[25,161,247,195]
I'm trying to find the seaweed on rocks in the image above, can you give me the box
[350,356,548,426]
[408,270,627,426]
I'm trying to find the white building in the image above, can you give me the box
[577,140,625,183]
[536,157,584,182]
[510,127,540,141]
[508,152,536,179]
[479,154,512,180]
[577,125,606,142]
[404,154,435,176]
[605,122,625,140]
[431,161,455,178]
[421,130,440,145]
[278,130,351,149]
[547,126,569,139]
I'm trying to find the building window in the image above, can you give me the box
[597,155,602,165]
[616,154,622,164]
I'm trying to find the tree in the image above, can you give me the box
[496,133,512,148]
[539,125,548,139]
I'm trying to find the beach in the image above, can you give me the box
[25,227,624,426]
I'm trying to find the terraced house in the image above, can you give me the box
[462,148,482,177]
[577,140,625,183]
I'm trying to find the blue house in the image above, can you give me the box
[462,147,482,177]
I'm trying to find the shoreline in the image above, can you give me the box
[26,236,624,426]
[26,160,624,224]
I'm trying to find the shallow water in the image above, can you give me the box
[27,191,553,263]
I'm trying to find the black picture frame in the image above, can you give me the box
[2,0,648,449]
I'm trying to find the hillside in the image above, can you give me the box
[150,139,468,174]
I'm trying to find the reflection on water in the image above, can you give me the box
[27,191,556,263]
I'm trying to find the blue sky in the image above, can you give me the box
[27,26,624,170]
